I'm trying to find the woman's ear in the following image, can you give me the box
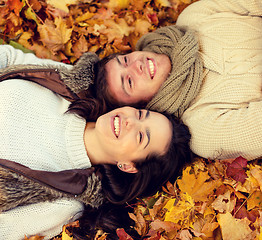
[117,162,138,173]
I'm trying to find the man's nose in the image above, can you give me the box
[131,60,143,75]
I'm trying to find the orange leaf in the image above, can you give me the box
[6,0,24,16]
[38,17,72,53]
[177,166,222,202]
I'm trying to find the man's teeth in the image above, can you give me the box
[114,116,120,137]
[148,59,154,78]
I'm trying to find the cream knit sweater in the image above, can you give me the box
[176,0,262,160]
[0,45,91,239]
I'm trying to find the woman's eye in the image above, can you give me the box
[128,77,132,88]
[139,132,143,143]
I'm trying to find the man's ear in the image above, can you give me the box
[117,162,138,173]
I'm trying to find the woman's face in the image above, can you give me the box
[95,106,172,164]
[105,51,171,105]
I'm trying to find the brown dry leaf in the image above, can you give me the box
[177,166,222,202]
[217,212,253,240]
[71,34,89,58]
[150,219,179,232]
[38,18,72,53]
[128,210,147,236]
[177,229,192,240]
[211,190,236,213]
[102,19,135,43]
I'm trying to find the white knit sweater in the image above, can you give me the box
[176,0,262,160]
[0,45,91,239]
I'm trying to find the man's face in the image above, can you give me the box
[105,51,171,105]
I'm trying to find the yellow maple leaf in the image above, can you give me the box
[61,225,73,240]
[46,0,77,13]
[38,18,72,53]
[247,191,262,210]
[134,19,151,35]
[250,165,262,191]
[217,212,252,240]
[164,192,195,227]
[177,166,222,202]
[155,0,171,7]
[108,0,130,10]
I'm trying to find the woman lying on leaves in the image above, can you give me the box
[0,45,192,240]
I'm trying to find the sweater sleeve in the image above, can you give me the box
[0,44,69,69]
[0,199,84,240]
[176,0,262,27]
[183,99,262,161]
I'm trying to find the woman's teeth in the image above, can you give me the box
[148,59,155,79]
[114,116,120,137]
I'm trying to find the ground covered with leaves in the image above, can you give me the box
[1,0,262,239]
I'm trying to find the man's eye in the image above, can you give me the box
[124,56,128,65]
[139,109,142,119]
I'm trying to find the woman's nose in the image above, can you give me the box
[124,117,137,130]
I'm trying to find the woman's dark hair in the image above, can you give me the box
[99,112,192,204]
[72,112,192,239]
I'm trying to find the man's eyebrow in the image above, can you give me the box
[145,110,150,119]
[116,56,122,65]
[144,128,150,149]
[121,76,130,97]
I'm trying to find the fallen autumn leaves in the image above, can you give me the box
[1,0,262,239]
[123,157,262,240]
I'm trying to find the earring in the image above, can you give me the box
[118,164,122,169]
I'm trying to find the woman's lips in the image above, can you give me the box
[112,115,120,138]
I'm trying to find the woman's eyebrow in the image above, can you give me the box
[144,128,150,149]
[144,111,151,149]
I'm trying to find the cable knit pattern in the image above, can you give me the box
[0,46,91,239]
[174,0,262,160]
[136,25,203,117]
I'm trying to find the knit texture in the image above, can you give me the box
[175,0,262,160]
[136,25,203,117]
[0,45,94,240]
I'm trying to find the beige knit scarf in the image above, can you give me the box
[136,25,203,117]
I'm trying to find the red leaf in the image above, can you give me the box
[116,228,134,240]
[226,156,247,184]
